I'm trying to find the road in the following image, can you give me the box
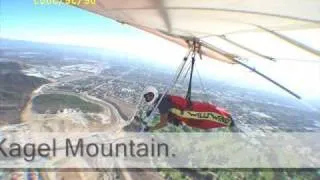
[2,69,160,180]
[31,80,133,180]
[41,90,126,126]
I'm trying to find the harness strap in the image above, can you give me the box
[185,39,201,106]
[185,55,195,104]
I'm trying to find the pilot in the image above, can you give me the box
[142,86,181,132]
[142,86,234,132]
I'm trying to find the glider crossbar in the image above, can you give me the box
[219,35,276,61]
[257,25,320,58]
[234,58,301,99]
[200,40,301,99]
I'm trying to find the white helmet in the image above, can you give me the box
[143,86,159,105]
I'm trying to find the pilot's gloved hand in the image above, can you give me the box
[146,110,152,117]
[143,126,150,132]
[134,115,141,121]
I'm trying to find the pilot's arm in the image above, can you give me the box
[150,112,168,131]
[148,95,171,132]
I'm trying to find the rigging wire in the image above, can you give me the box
[171,58,192,95]
[137,48,192,123]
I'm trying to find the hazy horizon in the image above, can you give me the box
[2,37,320,101]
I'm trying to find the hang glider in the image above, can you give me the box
[67,0,320,99]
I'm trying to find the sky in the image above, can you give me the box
[1,1,320,100]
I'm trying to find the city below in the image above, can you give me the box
[0,38,319,179]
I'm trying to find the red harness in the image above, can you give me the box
[168,95,233,129]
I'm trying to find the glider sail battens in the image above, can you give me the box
[72,1,320,60]
[104,7,320,25]
[68,0,320,99]
[156,0,172,32]
[128,22,236,64]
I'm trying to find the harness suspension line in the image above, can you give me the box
[200,40,301,99]
[142,47,192,122]
[186,53,196,103]
[182,60,192,84]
